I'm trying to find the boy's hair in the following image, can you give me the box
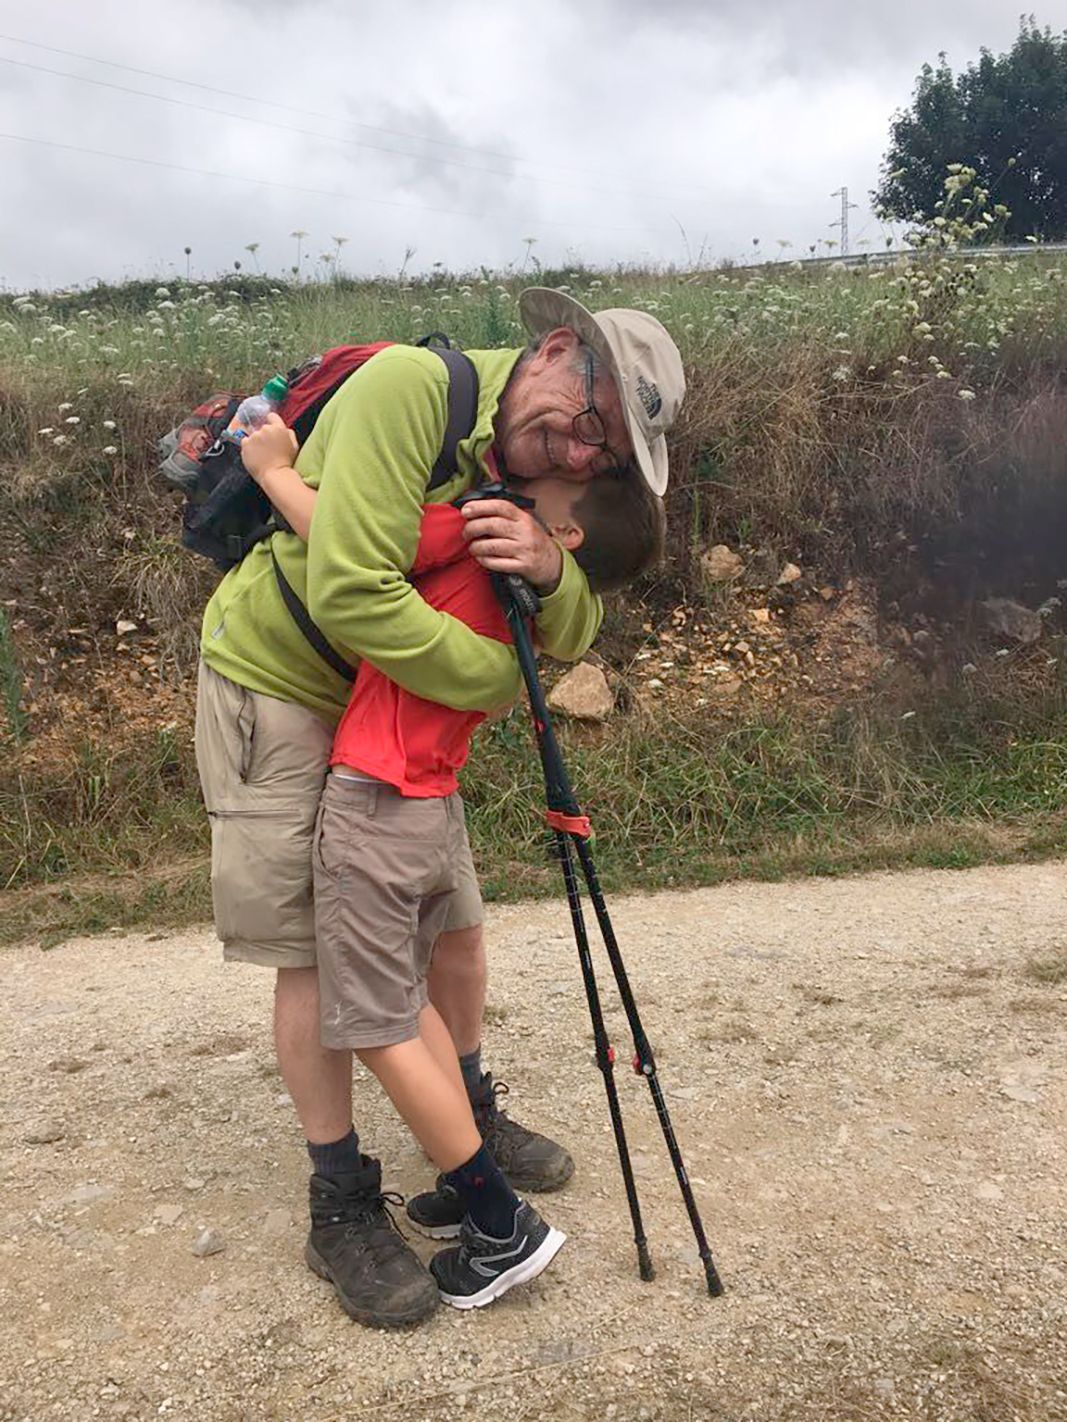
[568,473,666,593]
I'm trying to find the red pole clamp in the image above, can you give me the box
[632,1054,643,1075]
[545,809,592,838]
[606,1045,616,1064]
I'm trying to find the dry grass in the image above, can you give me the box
[1024,947,1067,984]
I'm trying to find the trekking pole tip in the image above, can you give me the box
[637,1242,655,1282]
[704,1261,725,1298]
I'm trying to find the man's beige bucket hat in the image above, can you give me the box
[519,286,686,495]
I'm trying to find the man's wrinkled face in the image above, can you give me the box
[497,328,633,484]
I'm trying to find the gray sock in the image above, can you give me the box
[307,1127,361,1179]
[458,1047,483,1100]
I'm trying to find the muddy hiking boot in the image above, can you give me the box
[472,1074,575,1193]
[405,1174,464,1239]
[305,1157,438,1329]
[407,1075,574,1239]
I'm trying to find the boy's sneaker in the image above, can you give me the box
[305,1157,439,1329]
[406,1175,463,1239]
[470,1074,575,1192]
[430,1200,566,1310]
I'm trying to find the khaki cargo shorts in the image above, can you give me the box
[195,661,483,969]
[313,774,469,1049]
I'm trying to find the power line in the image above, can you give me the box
[0,130,665,236]
[0,31,718,200]
[0,53,651,200]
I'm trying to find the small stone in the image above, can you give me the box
[49,1057,87,1074]
[64,1184,116,1207]
[24,1120,65,1144]
[262,1208,290,1235]
[155,1204,185,1226]
[707,675,743,700]
[750,607,771,623]
[547,662,614,722]
[1000,1084,1040,1104]
[115,619,138,636]
[701,545,744,583]
[974,1180,1003,1202]
[191,1228,226,1258]
[183,1178,205,1192]
[777,562,802,585]
[981,597,1042,645]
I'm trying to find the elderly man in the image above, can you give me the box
[194,287,685,1326]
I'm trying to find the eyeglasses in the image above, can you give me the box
[572,353,625,475]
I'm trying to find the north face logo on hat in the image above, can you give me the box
[636,373,662,421]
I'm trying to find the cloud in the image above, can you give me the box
[0,0,1040,290]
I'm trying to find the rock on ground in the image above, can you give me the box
[547,661,614,721]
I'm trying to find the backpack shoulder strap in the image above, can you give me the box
[271,547,357,684]
[428,347,479,490]
[272,344,481,684]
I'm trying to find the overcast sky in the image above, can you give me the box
[0,1,1035,291]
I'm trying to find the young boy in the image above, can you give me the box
[240,414,663,1311]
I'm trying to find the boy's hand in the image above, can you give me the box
[239,413,299,483]
[460,498,563,593]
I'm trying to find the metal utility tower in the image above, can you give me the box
[830,186,859,256]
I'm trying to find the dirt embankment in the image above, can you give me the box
[2,861,1065,1421]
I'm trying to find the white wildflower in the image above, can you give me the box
[57,402,73,411]
[102,446,118,456]
[37,426,54,435]
[958,389,976,401]
[64,415,81,424]
[52,434,68,446]
[102,419,117,429]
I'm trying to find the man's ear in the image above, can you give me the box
[535,326,581,367]
[547,519,584,552]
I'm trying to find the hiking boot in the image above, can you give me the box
[430,1200,566,1310]
[406,1174,463,1239]
[470,1073,575,1192]
[305,1157,439,1329]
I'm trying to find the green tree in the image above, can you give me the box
[875,18,1067,240]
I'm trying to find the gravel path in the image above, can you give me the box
[2,862,1065,1422]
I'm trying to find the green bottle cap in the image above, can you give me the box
[262,374,289,403]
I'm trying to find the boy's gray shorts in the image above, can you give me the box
[314,775,468,1048]
[194,660,484,970]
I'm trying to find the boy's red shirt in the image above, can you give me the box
[330,504,512,796]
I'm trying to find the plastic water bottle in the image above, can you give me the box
[228,374,289,438]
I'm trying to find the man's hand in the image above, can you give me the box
[460,498,563,593]
[239,413,299,484]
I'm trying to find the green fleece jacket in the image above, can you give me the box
[200,344,603,721]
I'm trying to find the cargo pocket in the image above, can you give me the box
[209,805,315,951]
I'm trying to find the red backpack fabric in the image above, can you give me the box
[157,336,476,574]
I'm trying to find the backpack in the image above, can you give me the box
[157,337,479,681]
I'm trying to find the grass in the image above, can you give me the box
[1024,948,1067,984]
[2,684,1066,948]
[2,253,1067,944]
[0,606,27,743]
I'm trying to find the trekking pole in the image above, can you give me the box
[489,564,725,1299]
